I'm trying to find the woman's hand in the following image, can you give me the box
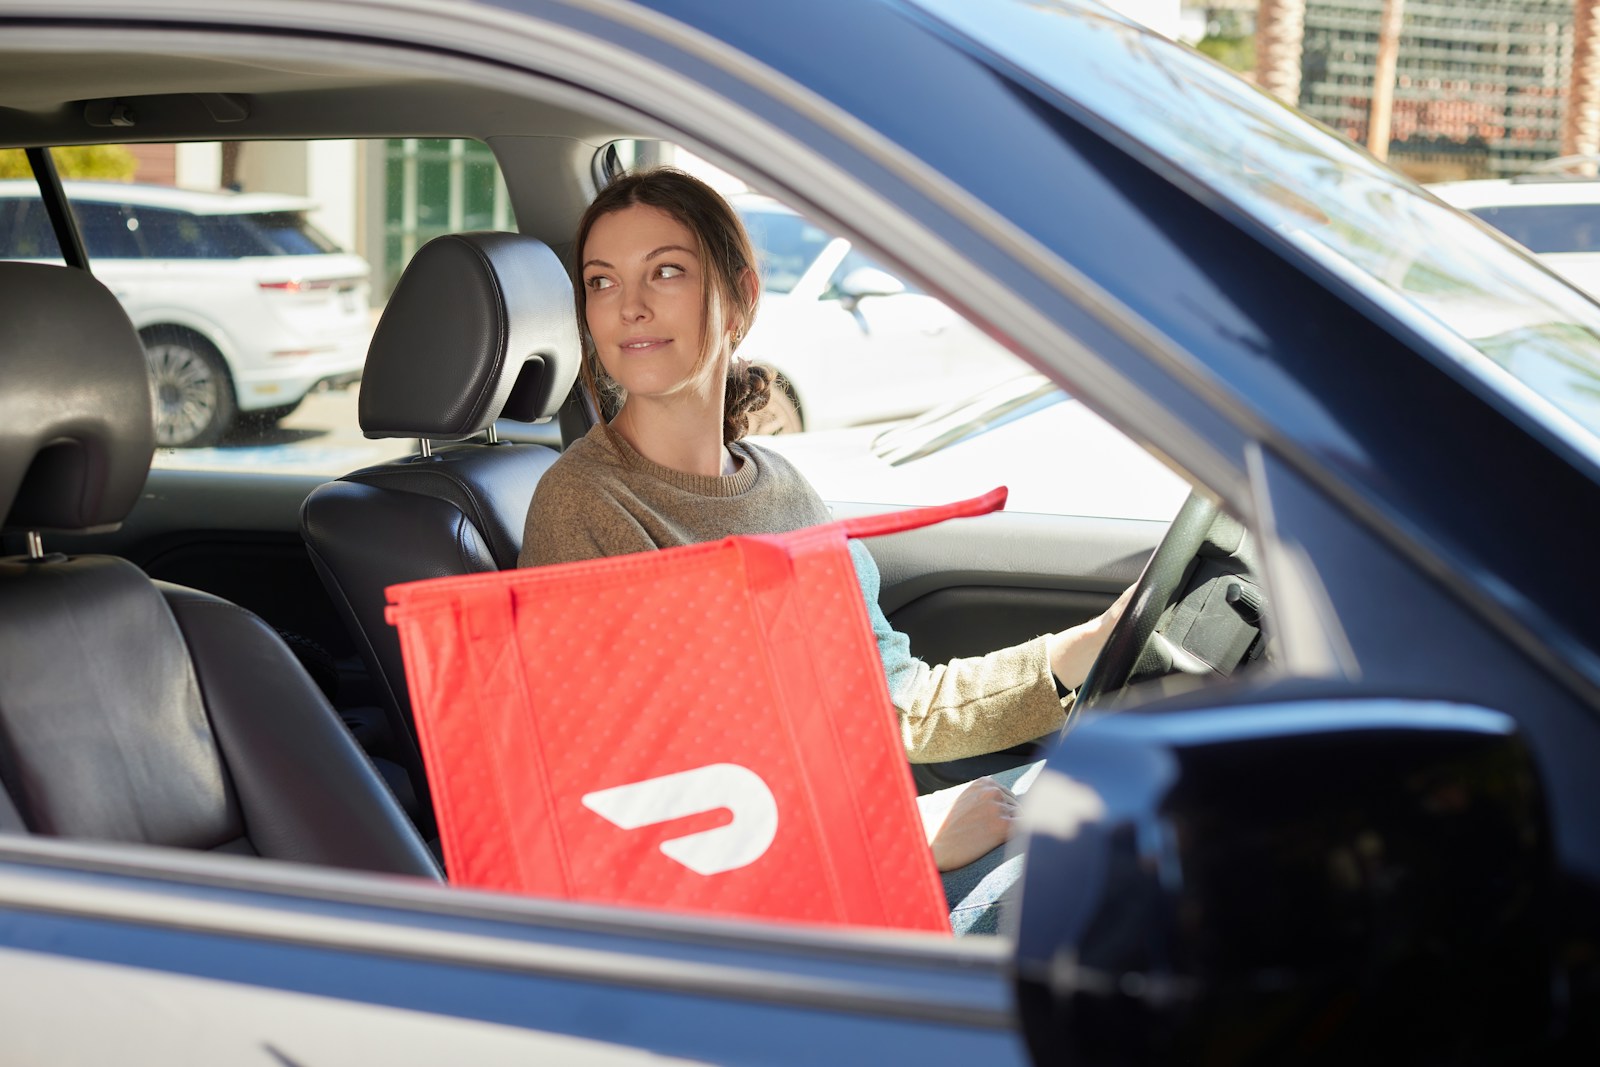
[927,776,1019,872]
[1045,584,1136,690]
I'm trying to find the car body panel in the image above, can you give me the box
[0,840,1027,1066]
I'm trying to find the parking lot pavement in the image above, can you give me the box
[150,386,414,477]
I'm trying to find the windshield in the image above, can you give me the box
[913,0,1600,453]
[247,210,343,255]
[736,204,833,293]
[1469,204,1600,254]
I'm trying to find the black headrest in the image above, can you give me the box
[0,262,155,533]
[359,232,581,440]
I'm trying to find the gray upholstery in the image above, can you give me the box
[0,261,438,880]
[302,232,580,822]
[0,262,154,533]
[358,232,580,440]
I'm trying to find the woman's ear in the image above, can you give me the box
[727,267,759,340]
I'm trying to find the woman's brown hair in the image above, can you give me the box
[573,167,771,444]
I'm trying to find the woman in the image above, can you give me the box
[520,168,1130,932]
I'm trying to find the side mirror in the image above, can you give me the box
[835,267,905,310]
[1013,697,1554,1063]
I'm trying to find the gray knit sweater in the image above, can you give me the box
[519,423,1065,763]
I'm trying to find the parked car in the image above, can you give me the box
[1,0,1599,1064]
[761,373,1191,519]
[1430,163,1600,300]
[0,180,369,446]
[733,195,1032,432]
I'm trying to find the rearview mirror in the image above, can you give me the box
[836,266,905,310]
[1013,697,1553,1063]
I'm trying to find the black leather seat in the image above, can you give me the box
[0,261,439,878]
[300,233,580,822]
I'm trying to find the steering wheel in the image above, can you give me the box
[1073,490,1220,713]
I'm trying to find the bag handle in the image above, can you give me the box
[836,486,1007,541]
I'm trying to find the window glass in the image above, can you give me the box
[0,140,512,466]
[919,0,1600,453]
[248,210,341,255]
[0,197,59,258]
[72,201,141,258]
[383,138,512,298]
[1469,204,1600,254]
[127,206,226,258]
[735,204,833,293]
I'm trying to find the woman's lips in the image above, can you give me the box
[620,337,670,352]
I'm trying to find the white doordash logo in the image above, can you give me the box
[581,763,779,876]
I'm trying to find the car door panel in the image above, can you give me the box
[0,846,1029,1067]
[837,507,1160,786]
[848,507,1160,658]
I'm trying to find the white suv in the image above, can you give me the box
[1430,165,1600,302]
[0,180,371,446]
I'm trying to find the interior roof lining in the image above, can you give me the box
[0,36,634,146]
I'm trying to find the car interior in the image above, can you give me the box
[0,26,1271,919]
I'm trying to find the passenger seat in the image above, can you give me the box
[0,260,439,878]
[300,232,580,825]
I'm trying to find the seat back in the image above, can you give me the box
[300,233,580,819]
[0,261,438,879]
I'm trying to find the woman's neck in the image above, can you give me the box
[609,393,734,478]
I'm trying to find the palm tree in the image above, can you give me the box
[1566,0,1600,162]
[1255,0,1306,105]
[1367,0,1405,160]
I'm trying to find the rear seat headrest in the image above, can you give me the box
[358,232,581,441]
[0,262,154,533]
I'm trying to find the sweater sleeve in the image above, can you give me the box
[847,540,1066,764]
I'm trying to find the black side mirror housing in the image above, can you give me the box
[1013,697,1553,1064]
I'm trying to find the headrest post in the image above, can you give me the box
[484,424,500,445]
[417,439,433,459]
[25,532,43,560]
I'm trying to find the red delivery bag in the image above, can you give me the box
[385,487,1008,933]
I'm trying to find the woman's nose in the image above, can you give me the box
[620,285,650,321]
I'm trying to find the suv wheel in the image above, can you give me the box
[141,328,237,448]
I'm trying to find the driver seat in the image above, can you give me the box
[0,260,439,879]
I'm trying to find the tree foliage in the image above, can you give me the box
[0,144,138,181]
[1195,35,1255,74]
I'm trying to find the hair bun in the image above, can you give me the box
[724,359,774,444]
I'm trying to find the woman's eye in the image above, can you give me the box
[585,275,614,291]
[656,264,685,280]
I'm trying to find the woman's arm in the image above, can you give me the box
[1044,584,1135,688]
[847,541,1133,764]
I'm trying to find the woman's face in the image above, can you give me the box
[581,202,723,406]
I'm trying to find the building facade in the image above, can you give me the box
[1298,0,1574,180]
